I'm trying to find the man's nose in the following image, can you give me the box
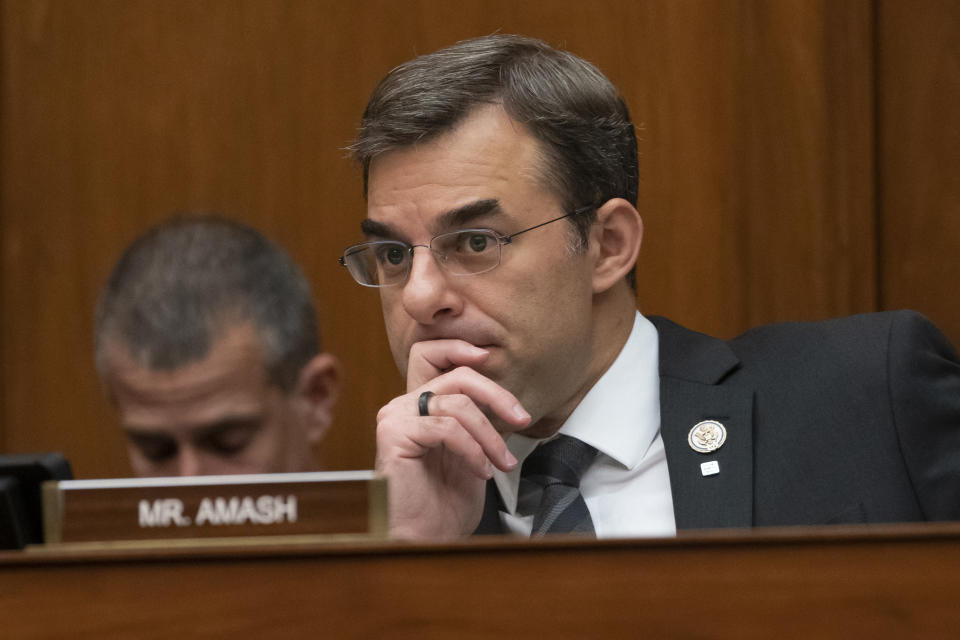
[400,247,461,324]
[176,446,205,476]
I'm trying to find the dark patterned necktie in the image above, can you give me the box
[521,435,598,538]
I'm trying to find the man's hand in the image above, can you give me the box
[375,340,530,541]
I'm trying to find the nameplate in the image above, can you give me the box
[42,471,386,544]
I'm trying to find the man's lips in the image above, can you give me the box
[410,332,499,350]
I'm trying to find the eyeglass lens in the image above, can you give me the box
[343,229,503,286]
[431,230,501,276]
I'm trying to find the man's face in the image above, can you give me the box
[365,105,602,434]
[103,323,318,477]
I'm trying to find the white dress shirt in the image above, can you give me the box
[492,312,676,538]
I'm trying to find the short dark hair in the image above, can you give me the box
[350,34,638,286]
[95,216,319,391]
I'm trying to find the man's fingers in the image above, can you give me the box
[378,415,496,479]
[425,393,519,471]
[382,341,530,476]
[416,366,530,431]
[406,339,529,429]
[406,340,489,390]
[378,377,523,474]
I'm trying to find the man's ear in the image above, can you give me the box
[292,352,341,444]
[590,198,643,294]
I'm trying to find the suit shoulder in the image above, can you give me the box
[725,311,906,383]
[732,310,954,355]
[732,310,926,352]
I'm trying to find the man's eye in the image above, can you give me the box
[200,423,260,456]
[130,436,178,463]
[206,437,249,456]
[375,245,407,266]
[454,231,494,253]
[386,246,406,265]
[468,233,489,252]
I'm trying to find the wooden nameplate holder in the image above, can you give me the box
[41,471,386,546]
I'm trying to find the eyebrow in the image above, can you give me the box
[360,199,503,240]
[191,417,262,443]
[124,430,173,445]
[124,415,262,442]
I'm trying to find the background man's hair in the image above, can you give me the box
[95,216,319,391]
[350,33,639,287]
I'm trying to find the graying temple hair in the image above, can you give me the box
[94,216,319,392]
[349,34,639,287]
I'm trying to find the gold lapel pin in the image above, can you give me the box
[688,419,727,454]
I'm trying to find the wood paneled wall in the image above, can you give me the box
[1,1,957,478]
[878,0,960,340]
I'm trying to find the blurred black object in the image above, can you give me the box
[0,453,73,549]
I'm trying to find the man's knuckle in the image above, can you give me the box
[425,415,456,434]
[450,394,474,411]
[375,420,397,442]
[378,396,408,422]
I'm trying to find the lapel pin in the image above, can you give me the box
[688,419,727,454]
[700,461,720,476]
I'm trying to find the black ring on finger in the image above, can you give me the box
[417,391,436,416]
[418,391,435,417]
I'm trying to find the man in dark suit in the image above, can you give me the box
[340,34,960,540]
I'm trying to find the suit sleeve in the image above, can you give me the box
[888,310,960,520]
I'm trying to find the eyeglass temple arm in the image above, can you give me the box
[504,205,595,242]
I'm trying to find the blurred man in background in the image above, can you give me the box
[96,216,339,477]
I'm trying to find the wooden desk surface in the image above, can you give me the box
[2,523,959,638]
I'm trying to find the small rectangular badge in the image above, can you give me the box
[42,471,386,544]
[700,461,720,477]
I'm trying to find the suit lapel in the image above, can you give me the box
[650,316,755,530]
[660,378,754,529]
